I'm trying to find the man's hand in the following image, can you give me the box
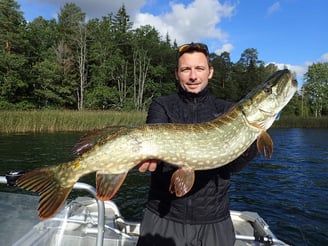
[138,160,158,172]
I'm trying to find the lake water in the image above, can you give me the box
[0,129,327,246]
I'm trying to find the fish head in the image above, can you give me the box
[239,69,298,129]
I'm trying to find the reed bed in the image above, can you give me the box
[0,110,147,133]
[272,116,328,128]
[0,111,327,133]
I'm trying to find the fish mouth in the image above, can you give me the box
[259,109,276,117]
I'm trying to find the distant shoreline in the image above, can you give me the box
[272,116,328,129]
[0,110,327,133]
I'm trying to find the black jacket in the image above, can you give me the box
[145,86,256,224]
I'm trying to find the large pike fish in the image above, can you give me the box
[17,69,297,219]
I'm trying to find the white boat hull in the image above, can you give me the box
[0,193,288,246]
[0,176,289,246]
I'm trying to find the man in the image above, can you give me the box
[137,43,257,246]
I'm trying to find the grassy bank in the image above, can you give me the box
[0,110,327,133]
[0,110,146,133]
[272,116,328,128]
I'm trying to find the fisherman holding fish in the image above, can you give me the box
[137,42,257,246]
[17,42,297,244]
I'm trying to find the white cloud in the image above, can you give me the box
[215,43,234,55]
[25,0,236,49]
[268,62,307,86]
[267,2,281,16]
[21,0,236,56]
[290,52,328,84]
[320,52,328,62]
[133,0,236,45]
[288,65,307,79]
[270,51,328,86]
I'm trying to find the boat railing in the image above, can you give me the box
[0,170,105,246]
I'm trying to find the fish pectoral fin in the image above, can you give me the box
[257,131,273,159]
[96,171,127,201]
[16,165,73,220]
[169,167,195,197]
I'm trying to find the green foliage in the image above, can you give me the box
[85,85,119,110]
[0,0,27,53]
[0,52,29,102]
[1,0,328,118]
[282,93,301,116]
[303,62,328,117]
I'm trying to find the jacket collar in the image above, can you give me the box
[178,85,209,103]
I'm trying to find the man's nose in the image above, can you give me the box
[189,68,197,80]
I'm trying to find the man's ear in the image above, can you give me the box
[175,69,179,80]
[208,66,214,79]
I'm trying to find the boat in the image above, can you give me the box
[0,171,289,246]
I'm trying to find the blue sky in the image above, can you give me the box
[16,0,328,87]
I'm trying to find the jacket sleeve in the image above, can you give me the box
[226,140,257,173]
[146,98,170,124]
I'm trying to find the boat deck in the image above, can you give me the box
[0,192,40,245]
[0,192,287,246]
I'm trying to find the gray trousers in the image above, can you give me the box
[137,208,236,246]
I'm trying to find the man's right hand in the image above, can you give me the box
[138,160,158,172]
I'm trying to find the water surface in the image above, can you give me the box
[0,129,327,245]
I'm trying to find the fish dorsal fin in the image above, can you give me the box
[96,171,128,201]
[169,166,195,197]
[257,131,273,159]
[73,126,124,156]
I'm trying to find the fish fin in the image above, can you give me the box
[96,171,127,201]
[16,166,73,220]
[169,167,195,197]
[73,126,127,156]
[257,131,273,159]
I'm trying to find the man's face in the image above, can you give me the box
[175,52,214,94]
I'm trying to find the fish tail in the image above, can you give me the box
[16,165,73,220]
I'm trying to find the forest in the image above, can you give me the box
[1,0,327,117]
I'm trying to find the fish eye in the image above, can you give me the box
[263,86,272,94]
